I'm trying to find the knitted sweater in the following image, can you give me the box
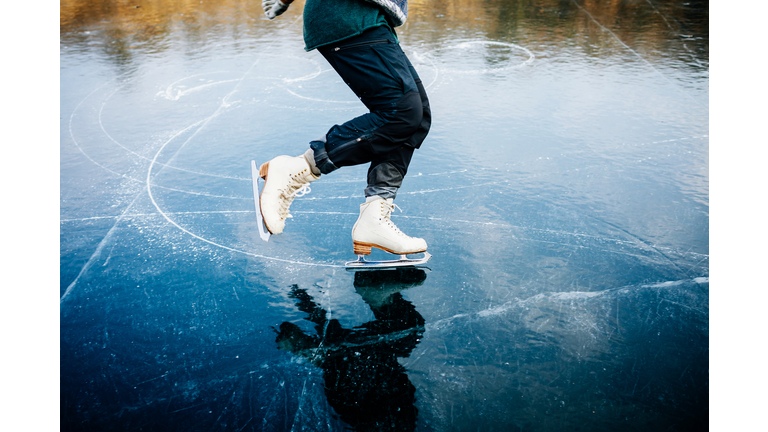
[367,0,408,26]
[303,0,408,51]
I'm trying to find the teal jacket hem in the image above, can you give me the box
[304,23,396,52]
[302,0,398,52]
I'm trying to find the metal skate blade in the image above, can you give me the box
[251,160,270,242]
[345,252,432,270]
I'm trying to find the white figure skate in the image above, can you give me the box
[345,197,431,270]
[257,155,319,236]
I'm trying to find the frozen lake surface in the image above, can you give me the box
[60,0,708,430]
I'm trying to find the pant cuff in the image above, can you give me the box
[310,138,339,175]
[364,185,398,200]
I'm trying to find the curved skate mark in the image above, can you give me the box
[98,81,250,181]
[73,86,256,197]
[571,0,702,106]
[87,81,245,191]
[406,48,439,90]
[433,40,535,74]
[68,75,149,182]
[217,42,305,108]
[71,75,246,186]
[80,111,212,188]
[75,81,225,192]
[161,79,241,100]
[281,57,324,83]
[158,71,228,100]
[80,103,249,200]
[425,276,708,331]
[157,71,242,101]
[158,53,324,102]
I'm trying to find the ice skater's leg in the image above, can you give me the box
[312,28,432,253]
[401,72,431,150]
[364,71,431,199]
[364,144,414,200]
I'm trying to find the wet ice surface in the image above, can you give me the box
[60,0,708,430]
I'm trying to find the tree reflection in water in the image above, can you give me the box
[276,268,428,432]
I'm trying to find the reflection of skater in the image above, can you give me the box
[259,0,431,257]
[275,268,427,431]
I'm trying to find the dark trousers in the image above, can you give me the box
[310,25,431,199]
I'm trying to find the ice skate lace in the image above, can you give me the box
[277,177,312,219]
[381,201,407,237]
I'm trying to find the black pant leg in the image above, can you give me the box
[311,26,431,198]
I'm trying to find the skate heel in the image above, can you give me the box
[259,162,270,179]
[353,242,372,256]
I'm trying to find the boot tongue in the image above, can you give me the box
[382,199,399,218]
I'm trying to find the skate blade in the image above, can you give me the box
[345,252,432,270]
[251,160,271,242]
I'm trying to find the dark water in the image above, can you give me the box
[60,0,708,430]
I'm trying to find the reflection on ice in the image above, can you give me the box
[277,269,427,431]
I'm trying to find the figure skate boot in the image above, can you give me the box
[346,196,431,269]
[258,155,319,234]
